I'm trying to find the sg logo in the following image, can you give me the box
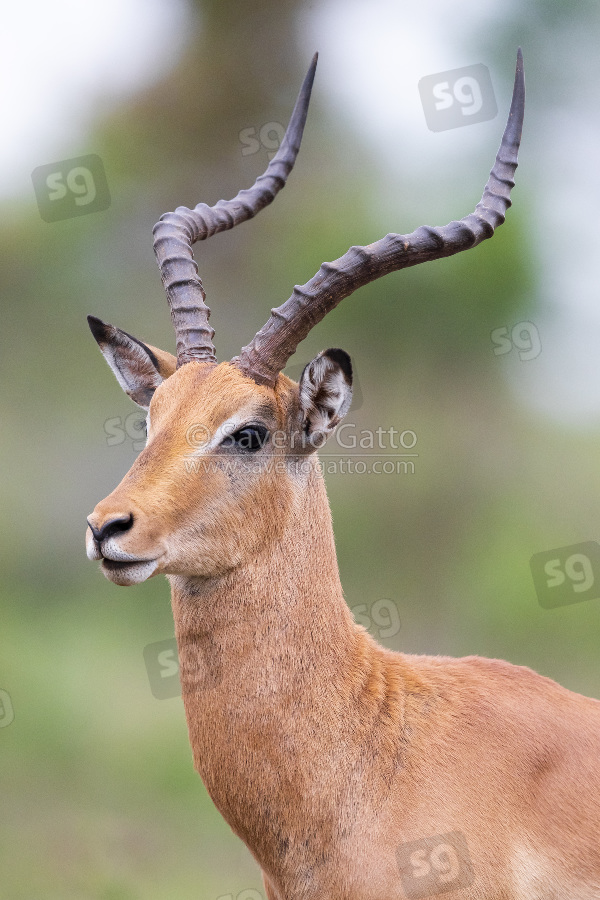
[217,892,263,900]
[0,689,15,728]
[491,321,542,361]
[396,831,475,898]
[144,635,222,698]
[143,638,181,699]
[104,412,147,451]
[32,154,111,222]
[239,122,285,160]
[350,598,401,639]
[530,542,600,609]
[419,64,497,132]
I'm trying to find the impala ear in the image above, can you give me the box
[298,348,353,448]
[87,315,177,409]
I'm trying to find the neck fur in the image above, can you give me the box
[167,465,411,873]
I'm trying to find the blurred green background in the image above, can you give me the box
[2,0,600,897]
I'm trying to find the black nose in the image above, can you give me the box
[87,514,133,544]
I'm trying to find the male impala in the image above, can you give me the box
[86,51,600,899]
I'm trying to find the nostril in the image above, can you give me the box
[87,514,134,544]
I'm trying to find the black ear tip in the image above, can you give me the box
[323,348,352,383]
[87,314,109,343]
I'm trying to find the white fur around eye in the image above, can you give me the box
[185,405,265,458]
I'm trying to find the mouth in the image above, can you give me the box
[85,527,161,586]
[100,556,159,586]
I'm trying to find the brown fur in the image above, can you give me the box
[88,358,600,900]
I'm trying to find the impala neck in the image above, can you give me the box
[169,463,358,712]
[167,463,408,866]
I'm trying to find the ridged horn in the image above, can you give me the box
[235,49,525,387]
[152,53,318,367]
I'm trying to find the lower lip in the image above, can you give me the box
[101,557,158,584]
[102,557,149,569]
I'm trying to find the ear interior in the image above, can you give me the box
[298,348,353,448]
[88,315,176,409]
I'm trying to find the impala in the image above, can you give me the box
[86,51,600,899]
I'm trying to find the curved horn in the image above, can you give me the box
[152,53,318,367]
[235,49,525,387]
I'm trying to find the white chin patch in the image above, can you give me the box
[100,558,158,586]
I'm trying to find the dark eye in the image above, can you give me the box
[222,424,269,452]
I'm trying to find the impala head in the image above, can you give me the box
[86,50,524,586]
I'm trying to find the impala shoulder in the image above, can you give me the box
[458,654,600,703]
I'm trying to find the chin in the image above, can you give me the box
[100,558,159,586]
